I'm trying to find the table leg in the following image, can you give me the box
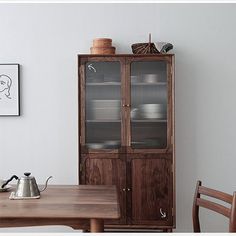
[90,219,104,232]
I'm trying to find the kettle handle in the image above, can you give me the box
[1,175,18,189]
[39,176,52,192]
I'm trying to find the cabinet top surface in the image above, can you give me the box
[78,54,174,57]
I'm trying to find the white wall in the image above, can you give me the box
[0,3,236,232]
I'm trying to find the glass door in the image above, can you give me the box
[130,60,168,149]
[85,61,122,150]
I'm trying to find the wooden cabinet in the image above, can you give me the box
[78,54,175,230]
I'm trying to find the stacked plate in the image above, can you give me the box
[139,104,167,119]
[142,74,161,83]
[86,143,106,149]
[131,74,163,83]
[90,100,120,120]
[87,140,120,149]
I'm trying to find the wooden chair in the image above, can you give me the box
[193,180,236,232]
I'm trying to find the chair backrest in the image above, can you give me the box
[192,180,236,232]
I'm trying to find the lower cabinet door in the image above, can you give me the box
[131,158,173,226]
[84,157,126,225]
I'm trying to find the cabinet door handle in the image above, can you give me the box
[122,104,131,107]
[127,188,131,191]
[122,188,126,192]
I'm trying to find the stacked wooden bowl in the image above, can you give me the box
[90,38,116,54]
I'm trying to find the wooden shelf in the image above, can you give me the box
[86,120,166,123]
[86,120,121,123]
[86,82,167,86]
[131,82,167,86]
[86,82,121,86]
[132,119,167,123]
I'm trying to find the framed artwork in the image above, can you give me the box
[0,64,20,116]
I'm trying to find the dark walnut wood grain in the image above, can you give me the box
[78,54,175,231]
[0,185,120,232]
[131,158,172,225]
[84,158,126,225]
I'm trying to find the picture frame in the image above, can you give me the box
[0,64,20,116]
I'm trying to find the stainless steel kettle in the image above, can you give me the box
[2,172,52,198]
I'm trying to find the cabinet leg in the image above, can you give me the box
[90,219,104,232]
[163,228,172,232]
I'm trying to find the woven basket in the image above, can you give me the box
[131,34,159,54]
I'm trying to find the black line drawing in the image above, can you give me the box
[0,74,12,100]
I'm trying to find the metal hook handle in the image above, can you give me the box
[160,208,167,219]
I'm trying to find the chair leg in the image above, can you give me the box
[193,180,201,232]
[230,192,236,232]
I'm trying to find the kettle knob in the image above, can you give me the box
[24,172,31,177]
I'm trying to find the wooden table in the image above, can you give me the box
[0,185,120,232]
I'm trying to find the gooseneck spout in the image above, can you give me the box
[1,175,18,189]
[39,176,52,192]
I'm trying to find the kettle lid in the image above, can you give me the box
[21,172,34,179]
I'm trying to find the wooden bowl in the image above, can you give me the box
[90,47,116,55]
[93,38,112,47]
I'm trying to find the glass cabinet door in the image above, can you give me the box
[85,61,121,150]
[130,61,168,149]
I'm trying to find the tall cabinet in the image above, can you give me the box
[78,54,175,231]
